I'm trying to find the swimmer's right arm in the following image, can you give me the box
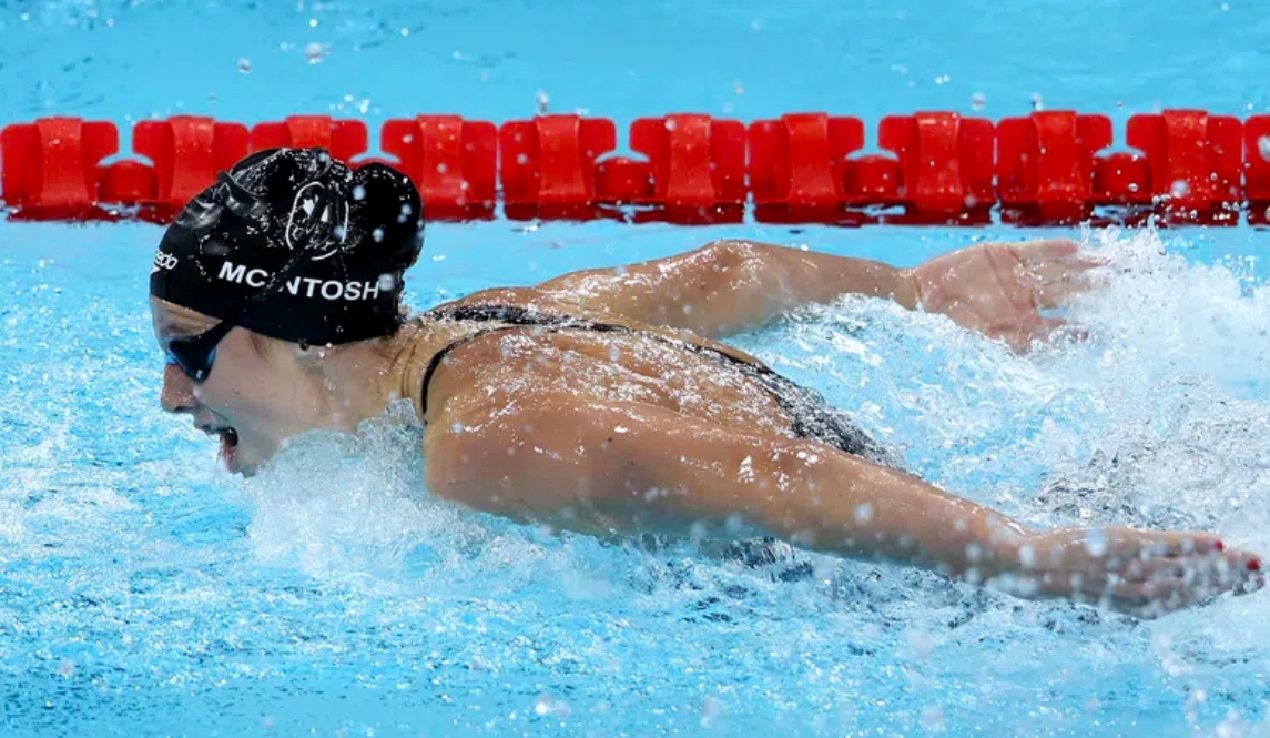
[535,238,1101,350]
[534,239,917,337]
[424,390,1262,618]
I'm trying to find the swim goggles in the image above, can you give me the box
[162,166,340,382]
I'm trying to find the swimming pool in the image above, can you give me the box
[4,1,1270,737]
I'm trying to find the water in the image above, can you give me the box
[4,1,1270,736]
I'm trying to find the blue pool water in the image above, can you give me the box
[4,2,1270,737]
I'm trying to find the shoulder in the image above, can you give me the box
[428,286,567,313]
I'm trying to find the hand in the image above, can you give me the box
[903,239,1103,351]
[991,526,1263,618]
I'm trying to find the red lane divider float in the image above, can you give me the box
[4,110,1270,226]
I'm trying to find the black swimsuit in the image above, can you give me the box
[418,303,897,467]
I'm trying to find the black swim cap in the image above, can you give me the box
[150,147,423,346]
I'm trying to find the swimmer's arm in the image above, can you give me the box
[533,240,918,338]
[424,390,1025,582]
[425,391,1259,615]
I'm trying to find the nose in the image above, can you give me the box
[161,363,197,414]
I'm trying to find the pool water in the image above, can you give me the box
[4,1,1270,737]
[5,220,1270,737]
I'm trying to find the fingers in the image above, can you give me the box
[1105,528,1225,557]
[1106,572,1266,618]
[1003,317,1068,351]
[1030,256,1106,282]
[1004,239,1083,265]
[1027,257,1105,309]
[1016,527,1265,617]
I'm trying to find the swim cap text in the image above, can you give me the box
[217,260,384,301]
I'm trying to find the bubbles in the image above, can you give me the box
[16,221,1270,735]
[304,42,328,64]
[1083,529,1109,557]
[699,696,724,728]
[352,185,366,201]
[372,227,384,242]
[533,692,569,717]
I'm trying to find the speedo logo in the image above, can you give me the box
[217,261,383,301]
[152,251,179,274]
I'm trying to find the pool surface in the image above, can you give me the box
[4,2,1270,737]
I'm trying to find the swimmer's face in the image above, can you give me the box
[151,298,318,476]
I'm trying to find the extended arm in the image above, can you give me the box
[424,390,1260,617]
[535,239,918,338]
[535,238,1100,348]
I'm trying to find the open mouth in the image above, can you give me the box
[200,425,240,465]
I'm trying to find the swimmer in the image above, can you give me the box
[150,148,1262,618]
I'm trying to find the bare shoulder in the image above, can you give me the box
[434,286,608,318]
[421,377,601,518]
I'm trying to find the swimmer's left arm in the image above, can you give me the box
[424,388,1262,616]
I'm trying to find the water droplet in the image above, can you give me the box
[854,503,874,524]
[1031,92,1045,111]
[921,705,945,731]
[304,42,328,64]
[1085,529,1109,557]
[372,228,385,243]
[535,90,550,115]
[1018,545,1037,568]
[971,92,987,111]
[352,185,366,201]
[516,153,529,165]
[700,696,724,728]
[1170,179,1191,199]
[906,628,936,658]
[534,693,569,717]
[1257,136,1270,162]
[237,58,253,74]
[1217,715,1243,738]
[435,162,448,174]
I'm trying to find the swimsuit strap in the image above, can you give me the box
[417,302,892,465]
[417,303,766,420]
